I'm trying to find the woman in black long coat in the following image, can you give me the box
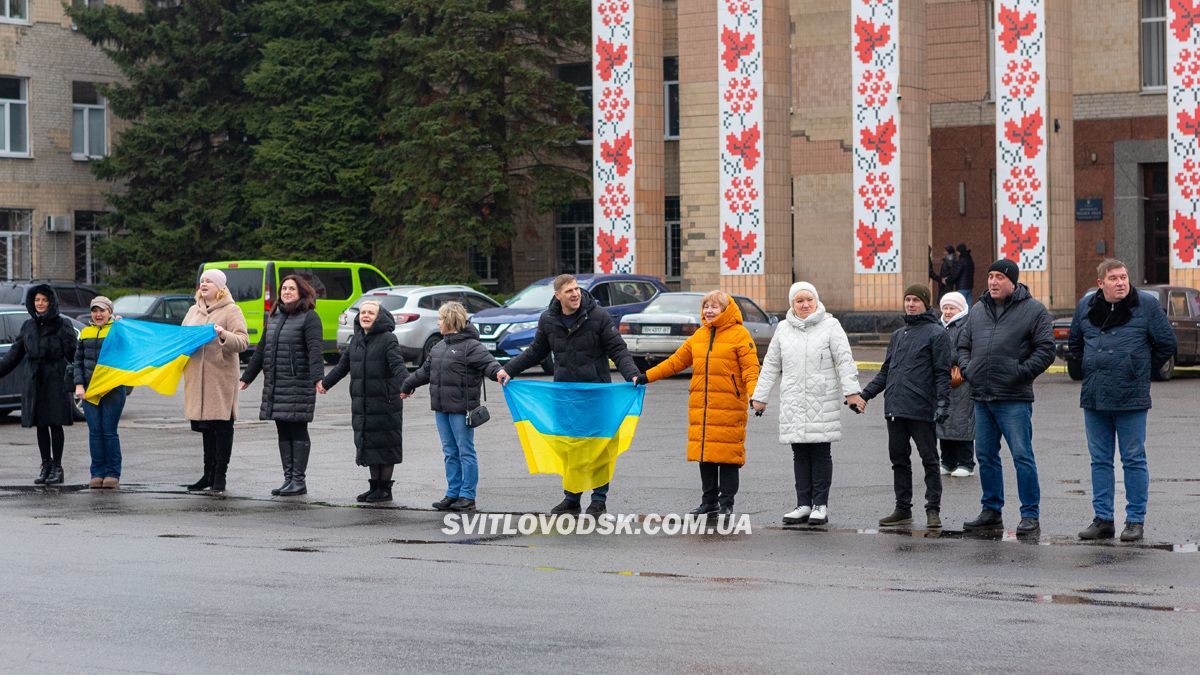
[0,285,78,484]
[240,275,325,497]
[317,300,406,503]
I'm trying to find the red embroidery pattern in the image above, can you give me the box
[593,0,636,273]
[995,1,1046,271]
[719,0,763,274]
[852,0,900,274]
[1169,1,1200,269]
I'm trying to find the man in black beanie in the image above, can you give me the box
[956,258,1055,535]
[860,283,951,529]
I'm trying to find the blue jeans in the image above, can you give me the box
[565,483,609,504]
[435,412,478,499]
[974,400,1040,518]
[1084,409,1149,523]
[83,387,126,479]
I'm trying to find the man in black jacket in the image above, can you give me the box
[497,274,640,515]
[956,259,1055,535]
[861,284,951,529]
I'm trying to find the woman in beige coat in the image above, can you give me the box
[182,269,249,493]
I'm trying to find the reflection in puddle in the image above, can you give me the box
[776,525,1197,553]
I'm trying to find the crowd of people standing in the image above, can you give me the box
[0,259,1179,542]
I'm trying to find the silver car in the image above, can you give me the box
[618,292,778,371]
[336,285,502,367]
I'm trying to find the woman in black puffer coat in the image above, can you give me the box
[318,300,406,503]
[0,285,77,484]
[240,275,325,497]
[401,301,501,512]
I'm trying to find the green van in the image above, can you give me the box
[198,260,392,359]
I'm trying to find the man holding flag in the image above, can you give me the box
[497,274,642,515]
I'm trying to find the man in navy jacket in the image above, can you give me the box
[1068,259,1176,542]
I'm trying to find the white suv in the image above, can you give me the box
[336,285,501,367]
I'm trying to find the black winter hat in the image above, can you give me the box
[988,259,1019,286]
[903,283,932,309]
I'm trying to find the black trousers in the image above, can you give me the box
[36,425,65,463]
[939,439,975,471]
[699,462,739,508]
[275,420,310,443]
[792,442,832,507]
[886,417,942,511]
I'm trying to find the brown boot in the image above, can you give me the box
[102,477,119,489]
[89,477,104,489]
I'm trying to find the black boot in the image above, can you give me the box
[34,462,51,485]
[45,463,65,485]
[187,438,215,491]
[357,480,377,503]
[279,441,309,496]
[364,480,393,503]
[272,439,293,496]
[211,440,232,493]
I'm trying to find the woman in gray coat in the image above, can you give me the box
[937,292,975,477]
[401,302,501,512]
[240,275,325,496]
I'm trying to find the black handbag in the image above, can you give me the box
[464,380,490,428]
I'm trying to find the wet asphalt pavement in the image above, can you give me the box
[1,352,1197,672]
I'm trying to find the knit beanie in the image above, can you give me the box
[199,269,228,289]
[903,283,932,309]
[788,281,819,305]
[988,259,1019,286]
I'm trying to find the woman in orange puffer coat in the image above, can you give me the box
[643,290,759,516]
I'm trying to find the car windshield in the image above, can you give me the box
[113,296,157,314]
[350,295,407,312]
[641,294,701,315]
[0,287,23,304]
[506,284,556,309]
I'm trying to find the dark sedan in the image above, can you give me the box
[0,305,87,419]
[110,293,196,325]
[1053,285,1200,381]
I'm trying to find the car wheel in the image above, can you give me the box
[1066,358,1083,381]
[1152,355,1175,382]
[633,356,651,372]
[420,334,442,367]
[0,409,10,418]
[541,354,556,376]
[323,353,341,366]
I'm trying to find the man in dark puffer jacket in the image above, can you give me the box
[497,274,639,515]
[956,259,1055,535]
[1068,259,1175,543]
[861,284,951,530]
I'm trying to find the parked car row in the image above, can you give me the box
[619,292,777,371]
[1052,284,1200,381]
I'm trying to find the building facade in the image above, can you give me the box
[502,0,1198,314]
[0,0,133,285]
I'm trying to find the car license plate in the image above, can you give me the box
[642,326,670,335]
[481,341,496,352]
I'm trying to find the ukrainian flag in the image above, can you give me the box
[503,380,645,493]
[85,320,217,405]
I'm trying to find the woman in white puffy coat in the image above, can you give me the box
[751,282,865,526]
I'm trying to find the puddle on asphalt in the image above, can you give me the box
[887,586,1197,614]
[388,535,531,548]
[157,534,196,538]
[279,547,321,553]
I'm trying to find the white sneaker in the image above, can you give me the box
[939,465,952,476]
[782,505,811,524]
[808,505,828,526]
[951,467,973,478]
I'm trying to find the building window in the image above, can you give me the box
[470,249,498,286]
[0,77,29,157]
[0,209,33,281]
[556,199,594,274]
[1,0,28,23]
[73,0,105,7]
[665,197,681,279]
[664,57,679,139]
[1142,0,1167,90]
[74,211,108,284]
[72,82,108,160]
[558,62,592,144]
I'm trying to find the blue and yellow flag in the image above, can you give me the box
[502,380,645,493]
[85,320,217,404]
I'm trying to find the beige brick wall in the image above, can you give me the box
[678,0,720,292]
[1073,0,1139,95]
[0,13,128,281]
